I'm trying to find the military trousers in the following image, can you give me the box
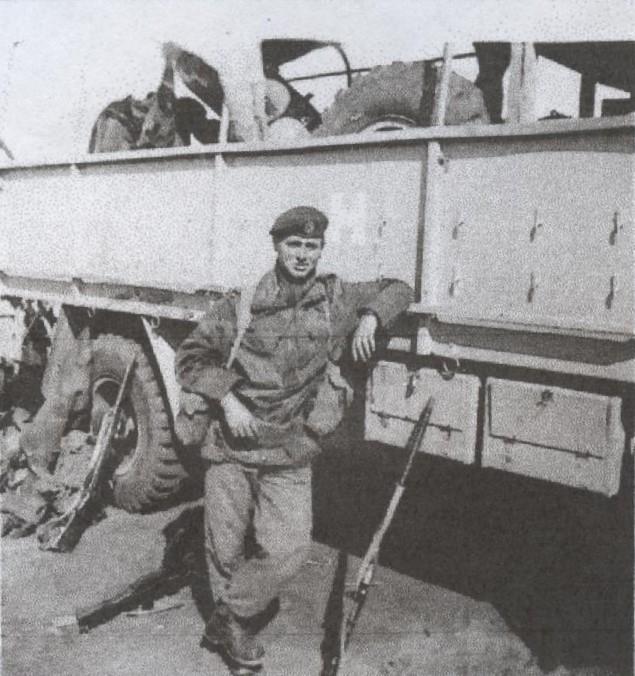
[204,460,313,618]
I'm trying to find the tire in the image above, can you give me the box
[315,61,489,136]
[89,334,187,512]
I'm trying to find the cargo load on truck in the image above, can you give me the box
[89,44,223,152]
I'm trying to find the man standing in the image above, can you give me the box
[175,206,413,671]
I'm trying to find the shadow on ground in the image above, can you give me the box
[313,406,633,675]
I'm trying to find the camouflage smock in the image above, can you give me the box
[175,266,413,467]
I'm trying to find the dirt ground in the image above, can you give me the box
[0,506,551,676]
[2,437,632,675]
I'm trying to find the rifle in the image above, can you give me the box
[322,396,435,676]
[37,358,136,552]
[75,516,200,632]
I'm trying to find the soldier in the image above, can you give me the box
[175,206,413,671]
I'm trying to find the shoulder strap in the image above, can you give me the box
[225,286,256,369]
[321,273,341,306]
[320,274,341,352]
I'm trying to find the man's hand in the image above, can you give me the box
[221,391,259,439]
[352,313,379,362]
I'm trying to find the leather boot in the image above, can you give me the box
[204,603,265,669]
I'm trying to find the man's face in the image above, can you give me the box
[275,235,324,280]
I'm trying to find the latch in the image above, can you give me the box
[537,389,554,407]
[526,272,538,303]
[377,413,390,429]
[605,275,617,310]
[448,268,460,297]
[609,211,623,245]
[451,220,465,240]
[529,210,543,242]
[405,369,420,399]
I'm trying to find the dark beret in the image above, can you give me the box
[270,206,328,239]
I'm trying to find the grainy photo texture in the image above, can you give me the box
[0,2,633,674]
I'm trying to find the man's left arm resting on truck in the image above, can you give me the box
[333,277,415,361]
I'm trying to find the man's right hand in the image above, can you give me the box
[220,392,259,439]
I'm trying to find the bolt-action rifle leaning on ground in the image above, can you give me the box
[323,396,435,676]
[37,358,136,552]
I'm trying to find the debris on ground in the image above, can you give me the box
[0,408,98,540]
[35,357,135,553]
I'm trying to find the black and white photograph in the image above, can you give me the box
[0,1,633,674]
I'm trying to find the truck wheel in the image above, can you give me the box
[315,61,488,136]
[89,334,187,512]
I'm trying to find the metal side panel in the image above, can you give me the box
[365,361,479,464]
[483,378,625,496]
[0,157,220,292]
[417,130,635,337]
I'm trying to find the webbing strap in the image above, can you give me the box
[225,286,256,369]
[226,277,336,369]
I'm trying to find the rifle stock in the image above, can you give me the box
[324,396,435,675]
[37,358,136,552]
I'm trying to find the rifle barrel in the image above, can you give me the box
[337,396,435,665]
[398,396,435,485]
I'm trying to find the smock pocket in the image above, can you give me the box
[305,361,354,437]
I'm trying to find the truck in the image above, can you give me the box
[1,38,633,513]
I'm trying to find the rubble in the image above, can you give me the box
[0,408,97,540]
